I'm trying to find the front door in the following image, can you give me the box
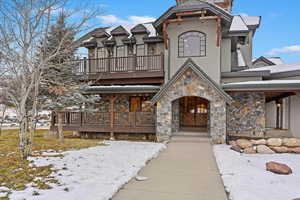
[179,97,208,129]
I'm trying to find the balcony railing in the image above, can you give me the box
[50,111,156,133]
[74,54,164,80]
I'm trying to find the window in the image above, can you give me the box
[136,44,145,56]
[116,46,125,57]
[97,47,106,58]
[147,44,157,55]
[130,96,153,112]
[178,31,206,57]
[127,45,134,56]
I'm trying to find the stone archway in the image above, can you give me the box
[155,67,228,144]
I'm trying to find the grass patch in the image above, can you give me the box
[0,129,101,197]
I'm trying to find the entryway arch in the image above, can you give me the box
[172,96,210,134]
[151,59,233,143]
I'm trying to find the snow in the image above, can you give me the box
[246,62,300,74]
[223,79,300,86]
[230,16,249,32]
[237,49,246,67]
[9,141,166,200]
[241,16,260,27]
[214,145,300,200]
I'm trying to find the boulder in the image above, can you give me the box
[257,145,275,154]
[271,146,289,153]
[229,140,237,146]
[282,138,300,147]
[230,145,243,153]
[251,139,267,145]
[266,161,293,175]
[244,147,256,154]
[291,147,300,154]
[236,139,253,149]
[267,138,282,147]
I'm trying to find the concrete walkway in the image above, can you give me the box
[113,136,227,200]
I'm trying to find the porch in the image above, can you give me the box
[50,111,156,136]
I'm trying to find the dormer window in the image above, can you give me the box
[178,31,206,57]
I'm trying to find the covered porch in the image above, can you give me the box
[50,85,160,139]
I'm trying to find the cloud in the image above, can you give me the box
[267,45,300,56]
[98,15,156,26]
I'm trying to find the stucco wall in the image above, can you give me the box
[221,38,232,73]
[266,101,276,128]
[166,18,221,83]
[290,95,300,138]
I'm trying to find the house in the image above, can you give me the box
[50,0,300,143]
[252,56,284,68]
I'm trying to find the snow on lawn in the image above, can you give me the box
[9,141,166,200]
[214,145,300,200]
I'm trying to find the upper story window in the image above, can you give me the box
[178,31,206,57]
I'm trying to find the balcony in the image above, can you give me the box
[75,54,164,84]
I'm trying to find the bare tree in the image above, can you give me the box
[0,0,100,159]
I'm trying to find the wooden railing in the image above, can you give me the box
[51,111,156,133]
[74,54,164,75]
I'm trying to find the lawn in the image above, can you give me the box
[0,129,101,200]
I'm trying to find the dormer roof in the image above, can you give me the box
[110,25,130,36]
[131,24,149,35]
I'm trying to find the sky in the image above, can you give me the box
[75,0,300,63]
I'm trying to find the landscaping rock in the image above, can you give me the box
[236,139,252,149]
[257,145,275,154]
[229,140,237,146]
[271,146,289,153]
[251,139,267,145]
[291,147,300,154]
[230,145,243,153]
[244,147,256,154]
[266,161,293,175]
[135,176,149,181]
[282,138,300,147]
[267,138,282,147]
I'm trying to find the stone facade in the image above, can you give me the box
[227,92,266,137]
[156,68,227,143]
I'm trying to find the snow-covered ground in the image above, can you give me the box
[214,145,300,200]
[9,141,165,200]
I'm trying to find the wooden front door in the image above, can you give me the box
[180,97,208,128]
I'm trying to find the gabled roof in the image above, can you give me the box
[229,15,261,34]
[131,24,149,34]
[253,56,276,66]
[110,26,130,36]
[151,58,233,105]
[154,0,233,28]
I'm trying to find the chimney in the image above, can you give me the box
[176,0,187,5]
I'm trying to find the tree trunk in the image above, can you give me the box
[58,112,64,143]
[19,115,31,159]
[0,105,7,136]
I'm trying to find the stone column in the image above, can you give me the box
[156,101,172,142]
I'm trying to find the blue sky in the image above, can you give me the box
[80,0,300,63]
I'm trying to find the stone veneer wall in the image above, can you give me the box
[227,92,266,137]
[156,68,227,143]
[171,99,180,133]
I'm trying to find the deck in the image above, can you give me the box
[75,54,164,84]
[50,111,156,134]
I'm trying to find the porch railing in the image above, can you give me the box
[74,54,164,75]
[51,111,156,132]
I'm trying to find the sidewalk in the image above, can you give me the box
[113,136,227,200]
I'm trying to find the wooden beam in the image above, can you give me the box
[216,16,221,47]
[266,92,294,103]
[163,22,168,49]
[199,16,218,20]
[176,10,207,17]
[109,95,118,140]
[166,18,184,24]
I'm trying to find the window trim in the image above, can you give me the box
[178,31,207,58]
